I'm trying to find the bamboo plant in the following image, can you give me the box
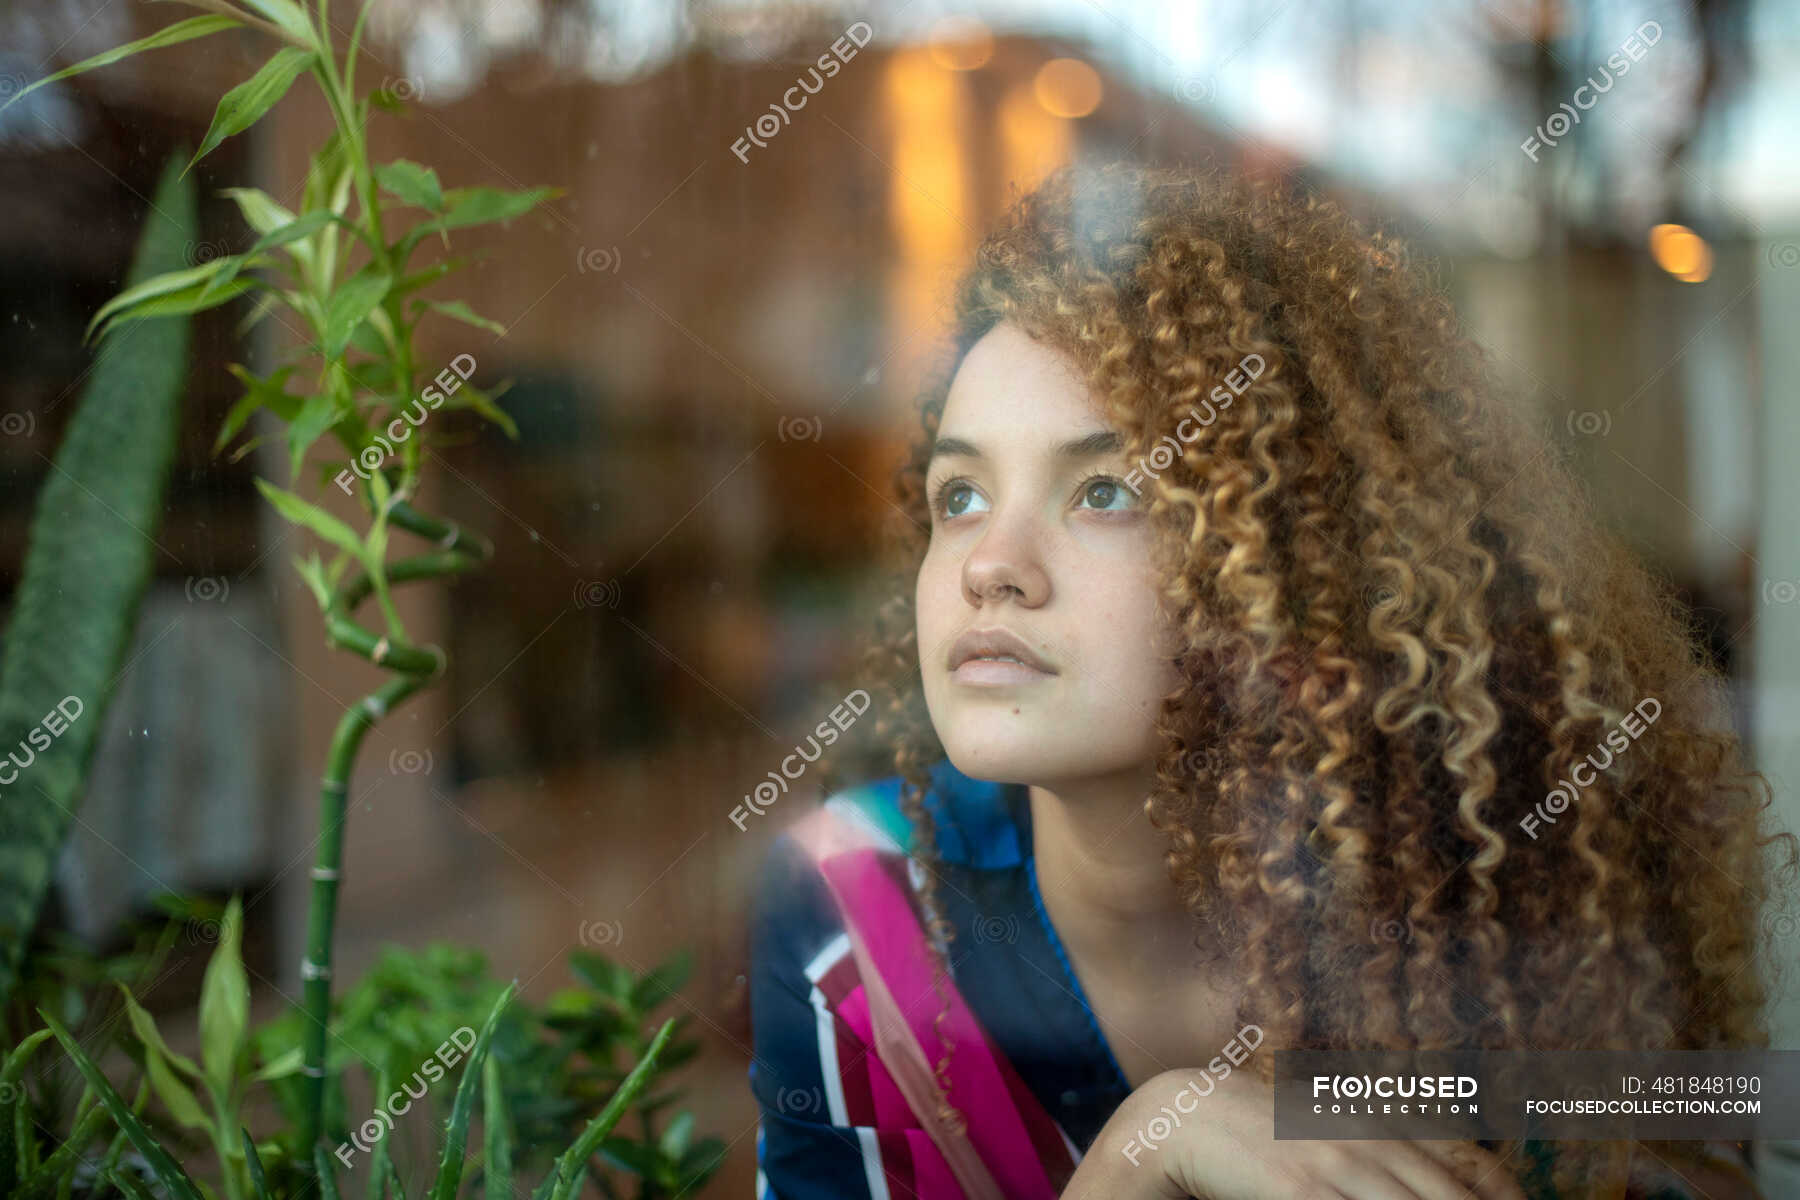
[1,0,570,1169]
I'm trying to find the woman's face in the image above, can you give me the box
[915,320,1183,787]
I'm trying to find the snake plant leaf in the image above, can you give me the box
[188,48,317,176]
[0,153,192,1014]
[0,16,242,115]
[38,1010,204,1200]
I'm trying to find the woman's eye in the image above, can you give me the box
[1077,475,1135,511]
[932,479,987,519]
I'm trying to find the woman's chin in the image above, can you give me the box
[939,735,1055,783]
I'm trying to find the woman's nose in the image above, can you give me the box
[962,515,1048,606]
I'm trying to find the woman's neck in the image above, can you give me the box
[1026,778,1215,981]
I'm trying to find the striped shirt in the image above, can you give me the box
[745,758,1764,1199]
[747,758,1129,1198]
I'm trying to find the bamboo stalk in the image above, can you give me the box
[293,503,490,1155]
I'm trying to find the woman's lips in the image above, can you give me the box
[950,657,1056,686]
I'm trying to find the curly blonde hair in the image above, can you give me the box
[836,159,1799,1196]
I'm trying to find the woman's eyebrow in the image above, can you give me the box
[928,429,1123,465]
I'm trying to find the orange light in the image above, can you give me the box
[1649,223,1712,282]
[926,16,993,71]
[1033,57,1102,119]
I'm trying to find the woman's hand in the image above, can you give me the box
[1072,1065,1532,1200]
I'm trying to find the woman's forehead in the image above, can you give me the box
[940,325,1113,448]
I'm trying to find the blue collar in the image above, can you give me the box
[830,757,1032,869]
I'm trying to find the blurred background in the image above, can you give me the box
[2,0,1798,1192]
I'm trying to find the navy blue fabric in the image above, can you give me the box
[747,758,1132,1198]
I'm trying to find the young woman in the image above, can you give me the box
[746,161,1796,1199]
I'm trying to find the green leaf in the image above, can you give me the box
[251,1044,305,1082]
[383,1154,408,1200]
[673,1137,728,1192]
[240,1127,271,1200]
[0,153,193,1014]
[658,1110,694,1159]
[220,187,297,238]
[302,125,350,220]
[365,1068,393,1200]
[439,378,518,441]
[214,363,302,455]
[292,553,332,611]
[234,0,318,46]
[438,185,559,231]
[90,277,256,344]
[548,1017,679,1200]
[396,186,560,259]
[312,1144,343,1200]
[0,1029,53,1183]
[201,210,336,300]
[188,48,316,175]
[84,258,233,341]
[323,265,393,360]
[17,1081,111,1200]
[481,1053,513,1200]
[414,298,504,337]
[428,982,516,1200]
[631,951,692,1011]
[594,1137,658,1178]
[0,16,242,116]
[391,257,470,299]
[254,479,366,561]
[117,987,209,1131]
[197,895,249,1101]
[285,387,340,482]
[375,160,444,212]
[106,1167,159,1200]
[568,952,632,1000]
[347,315,391,361]
[37,1010,204,1200]
[234,289,285,339]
